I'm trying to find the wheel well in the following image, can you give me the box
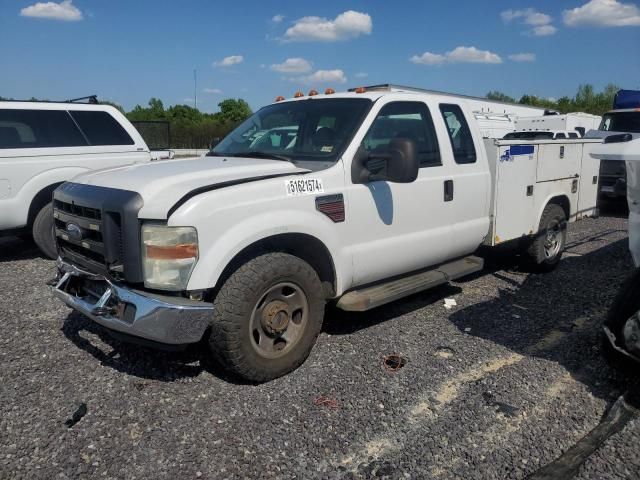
[547,195,571,221]
[27,183,62,227]
[215,233,337,299]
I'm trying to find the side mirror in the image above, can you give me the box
[352,137,419,184]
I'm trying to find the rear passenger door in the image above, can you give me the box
[346,100,456,287]
[437,103,491,258]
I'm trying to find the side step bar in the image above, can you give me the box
[336,256,484,312]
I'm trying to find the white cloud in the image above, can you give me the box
[272,14,285,23]
[213,55,244,67]
[410,52,447,65]
[20,0,82,21]
[411,46,502,66]
[563,0,640,27]
[532,24,558,36]
[501,8,557,36]
[293,69,347,85]
[283,10,372,42]
[203,88,222,94]
[270,58,313,74]
[508,53,537,62]
[354,72,368,78]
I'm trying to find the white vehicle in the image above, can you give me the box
[596,107,640,198]
[515,112,602,138]
[591,134,640,362]
[0,99,155,258]
[51,85,601,381]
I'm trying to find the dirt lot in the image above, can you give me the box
[1,208,639,479]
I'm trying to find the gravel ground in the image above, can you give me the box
[1,207,639,479]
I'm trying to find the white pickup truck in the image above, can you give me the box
[51,85,601,381]
[0,99,169,258]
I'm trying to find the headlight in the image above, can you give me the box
[141,224,198,290]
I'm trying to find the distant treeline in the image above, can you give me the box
[486,84,619,117]
[112,98,252,149]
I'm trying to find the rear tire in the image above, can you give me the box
[522,204,567,272]
[32,202,57,259]
[209,252,325,382]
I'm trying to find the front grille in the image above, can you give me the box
[53,182,145,283]
[54,199,113,274]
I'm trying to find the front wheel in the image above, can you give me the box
[522,204,567,272]
[603,269,640,368]
[209,252,325,382]
[32,202,57,259]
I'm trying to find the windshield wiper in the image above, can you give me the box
[229,151,296,163]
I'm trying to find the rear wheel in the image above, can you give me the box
[32,202,57,259]
[523,204,567,272]
[209,252,325,382]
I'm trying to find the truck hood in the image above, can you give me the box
[73,156,308,219]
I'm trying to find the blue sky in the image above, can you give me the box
[1,0,639,113]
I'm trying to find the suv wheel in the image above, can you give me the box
[209,252,325,382]
[32,202,57,259]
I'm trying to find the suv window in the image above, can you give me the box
[554,132,567,139]
[568,132,579,139]
[0,109,87,149]
[362,101,441,167]
[70,111,134,145]
[439,104,476,164]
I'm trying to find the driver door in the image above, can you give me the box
[344,100,455,287]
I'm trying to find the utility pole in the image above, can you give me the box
[194,69,197,110]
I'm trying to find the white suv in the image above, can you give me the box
[0,100,152,257]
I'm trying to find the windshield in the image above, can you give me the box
[210,98,372,163]
[600,112,640,133]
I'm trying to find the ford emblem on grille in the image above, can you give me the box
[66,223,82,241]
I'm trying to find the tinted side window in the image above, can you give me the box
[439,104,476,164]
[568,132,579,139]
[70,111,134,145]
[555,133,567,139]
[362,101,441,167]
[0,109,87,149]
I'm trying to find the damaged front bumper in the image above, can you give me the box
[52,260,213,346]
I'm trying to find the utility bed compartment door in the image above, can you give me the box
[536,143,580,182]
[493,144,537,243]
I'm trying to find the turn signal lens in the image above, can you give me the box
[294,91,304,98]
[145,243,198,260]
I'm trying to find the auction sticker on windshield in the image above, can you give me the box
[285,178,325,197]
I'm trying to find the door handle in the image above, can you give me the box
[444,180,454,202]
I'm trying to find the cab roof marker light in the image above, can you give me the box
[294,91,304,98]
[275,96,285,102]
[354,86,366,94]
[325,88,335,95]
[308,89,319,96]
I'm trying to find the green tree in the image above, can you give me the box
[486,91,516,103]
[215,99,252,124]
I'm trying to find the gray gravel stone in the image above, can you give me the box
[0,205,638,479]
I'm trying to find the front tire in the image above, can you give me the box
[523,204,567,272]
[32,202,57,259]
[603,269,640,368]
[209,252,325,382]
